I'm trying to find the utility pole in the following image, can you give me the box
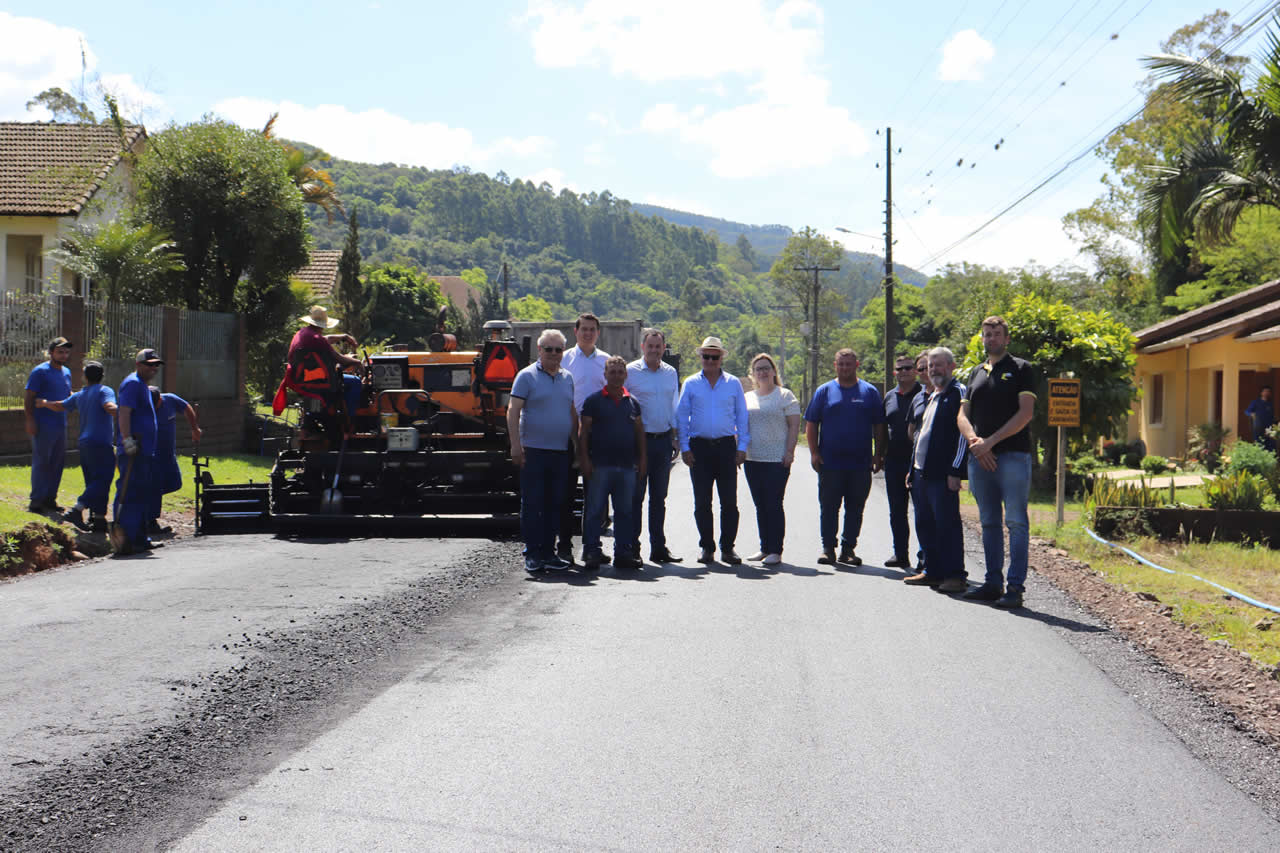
[792,263,839,403]
[884,126,895,392]
[772,302,802,386]
[501,262,509,318]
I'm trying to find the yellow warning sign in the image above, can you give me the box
[1047,379,1081,428]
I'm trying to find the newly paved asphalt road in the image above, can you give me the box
[160,462,1280,851]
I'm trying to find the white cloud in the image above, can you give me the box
[0,13,164,122]
[524,1,865,179]
[212,97,552,170]
[583,141,610,166]
[938,29,995,82]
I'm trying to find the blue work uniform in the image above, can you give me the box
[114,372,158,550]
[150,393,190,519]
[804,378,885,553]
[62,383,117,515]
[25,361,72,508]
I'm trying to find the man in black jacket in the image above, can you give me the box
[882,353,924,568]
[903,347,969,593]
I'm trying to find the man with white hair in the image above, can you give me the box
[903,347,969,593]
[508,329,578,573]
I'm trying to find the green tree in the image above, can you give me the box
[1064,11,1248,297]
[508,294,553,322]
[1164,206,1280,311]
[1138,19,1280,295]
[334,207,366,339]
[262,113,344,222]
[959,293,1138,480]
[363,264,445,347]
[769,227,847,399]
[43,222,185,303]
[26,87,96,123]
[134,117,310,312]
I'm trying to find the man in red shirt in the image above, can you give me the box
[278,306,363,414]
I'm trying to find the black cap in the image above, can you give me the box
[48,336,72,350]
[135,348,165,365]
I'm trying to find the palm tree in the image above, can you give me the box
[1138,26,1280,263]
[44,222,186,303]
[262,113,345,222]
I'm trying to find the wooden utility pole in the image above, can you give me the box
[793,263,839,403]
[884,126,895,392]
[772,302,802,387]
[501,262,509,317]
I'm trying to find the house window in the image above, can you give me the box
[1150,374,1164,426]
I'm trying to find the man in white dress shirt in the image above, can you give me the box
[625,327,682,563]
[558,313,609,562]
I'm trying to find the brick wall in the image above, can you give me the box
[0,398,248,463]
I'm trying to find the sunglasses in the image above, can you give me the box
[541,346,564,353]
[896,365,916,371]
[701,353,721,361]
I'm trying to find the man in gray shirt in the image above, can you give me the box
[508,329,578,573]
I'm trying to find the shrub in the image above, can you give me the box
[1101,441,1124,465]
[1188,423,1230,473]
[1067,453,1107,475]
[1089,475,1162,508]
[1122,449,1143,469]
[1222,440,1278,480]
[1140,454,1169,476]
[1202,471,1268,511]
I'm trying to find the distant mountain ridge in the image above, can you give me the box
[632,203,928,287]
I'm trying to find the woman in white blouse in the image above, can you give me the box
[743,353,802,565]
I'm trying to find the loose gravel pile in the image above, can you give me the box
[0,538,522,851]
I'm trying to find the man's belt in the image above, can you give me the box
[690,435,735,444]
[645,431,671,439]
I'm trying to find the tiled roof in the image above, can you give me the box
[430,275,481,310]
[1134,278,1280,349]
[0,122,146,216]
[294,250,343,299]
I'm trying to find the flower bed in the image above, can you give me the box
[1092,506,1280,548]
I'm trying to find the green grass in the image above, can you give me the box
[0,453,276,532]
[959,481,1280,666]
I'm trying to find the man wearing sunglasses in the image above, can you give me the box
[883,353,925,570]
[508,329,578,573]
[675,336,750,564]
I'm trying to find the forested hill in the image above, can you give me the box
[631,203,928,289]
[304,156,918,325]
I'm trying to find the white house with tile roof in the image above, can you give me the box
[0,122,147,296]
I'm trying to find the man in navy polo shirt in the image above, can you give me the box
[957,316,1037,608]
[114,348,163,554]
[804,348,885,566]
[579,356,647,570]
[36,360,117,531]
[508,329,578,573]
[23,336,74,513]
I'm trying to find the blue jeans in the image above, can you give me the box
[743,460,790,554]
[114,452,155,549]
[885,458,914,560]
[30,428,66,506]
[521,448,568,560]
[817,468,872,551]
[911,470,966,580]
[967,451,1032,588]
[688,436,740,550]
[632,434,675,552]
[77,441,116,515]
[584,465,637,555]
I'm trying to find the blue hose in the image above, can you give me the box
[1083,527,1280,616]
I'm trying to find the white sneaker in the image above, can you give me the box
[763,553,782,565]
[746,551,767,561]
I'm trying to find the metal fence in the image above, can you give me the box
[82,298,167,391]
[0,292,62,407]
[177,308,238,399]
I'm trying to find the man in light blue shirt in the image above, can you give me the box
[676,336,749,564]
[625,327,682,563]
[508,329,578,573]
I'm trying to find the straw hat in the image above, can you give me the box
[698,336,726,353]
[300,305,340,329]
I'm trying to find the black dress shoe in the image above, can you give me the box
[721,548,742,565]
[838,547,861,566]
[650,549,683,563]
[884,555,910,568]
[697,548,715,563]
[613,554,643,570]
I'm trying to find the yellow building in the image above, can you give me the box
[1131,279,1280,458]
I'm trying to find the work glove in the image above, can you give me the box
[123,437,138,456]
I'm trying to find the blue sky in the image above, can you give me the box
[2,0,1274,274]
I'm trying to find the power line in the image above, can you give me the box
[915,0,1280,269]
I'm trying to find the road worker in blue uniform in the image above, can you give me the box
[148,387,202,534]
[23,337,74,513]
[35,360,117,531]
[114,349,163,553]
